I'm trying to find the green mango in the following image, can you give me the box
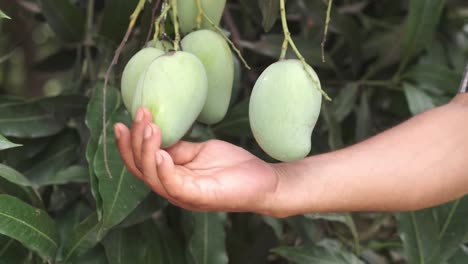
[121,47,165,110]
[181,30,234,124]
[249,60,322,162]
[131,51,208,148]
[177,0,226,34]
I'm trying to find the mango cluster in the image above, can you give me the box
[121,0,323,162]
[121,29,234,148]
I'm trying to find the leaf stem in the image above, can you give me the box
[279,0,331,101]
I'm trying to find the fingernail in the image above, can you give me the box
[144,125,153,139]
[114,125,121,139]
[135,109,144,122]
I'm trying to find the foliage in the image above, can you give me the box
[0,0,467,263]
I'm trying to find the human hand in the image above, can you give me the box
[114,107,281,216]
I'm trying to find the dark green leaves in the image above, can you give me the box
[0,164,32,187]
[404,83,435,115]
[186,212,228,264]
[36,0,86,43]
[0,101,63,138]
[94,108,149,232]
[0,195,59,261]
[399,0,446,72]
[273,240,364,264]
[396,209,441,264]
[258,0,281,32]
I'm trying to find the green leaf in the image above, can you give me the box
[437,197,468,261]
[404,83,435,115]
[39,165,89,186]
[305,213,360,251]
[0,195,59,261]
[258,0,280,32]
[396,209,441,264]
[0,101,63,138]
[185,212,228,264]
[399,0,446,72]
[138,220,187,263]
[240,35,335,69]
[262,216,283,239]
[0,134,21,151]
[355,90,372,141]
[85,83,121,220]
[62,212,103,262]
[74,245,109,264]
[403,63,462,94]
[0,163,32,187]
[0,177,42,209]
[321,102,344,150]
[0,9,10,19]
[102,226,145,264]
[273,239,364,264]
[118,193,167,229]
[0,235,29,264]
[94,107,149,234]
[447,246,468,264]
[23,131,80,187]
[36,0,86,43]
[333,83,359,122]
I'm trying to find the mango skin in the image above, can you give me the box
[249,60,322,162]
[181,30,234,124]
[132,51,208,148]
[177,0,226,34]
[121,48,165,111]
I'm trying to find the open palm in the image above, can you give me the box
[114,108,280,214]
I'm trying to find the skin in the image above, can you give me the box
[114,93,468,218]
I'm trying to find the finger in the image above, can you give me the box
[140,124,169,197]
[114,123,143,179]
[166,141,204,165]
[131,107,152,170]
[156,151,210,208]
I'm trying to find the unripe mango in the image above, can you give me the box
[121,47,165,110]
[177,0,226,34]
[131,51,208,148]
[181,30,234,124]
[249,60,322,162]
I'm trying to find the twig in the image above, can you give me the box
[144,0,162,47]
[279,0,331,101]
[153,4,172,46]
[321,0,333,63]
[196,0,203,28]
[171,0,181,50]
[102,0,146,179]
[201,11,251,70]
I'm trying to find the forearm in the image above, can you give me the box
[273,94,468,216]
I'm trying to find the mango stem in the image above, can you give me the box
[171,0,181,50]
[153,4,172,46]
[196,0,203,29]
[279,0,331,101]
[200,11,251,70]
[321,0,333,63]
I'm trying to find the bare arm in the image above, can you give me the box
[272,94,468,216]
